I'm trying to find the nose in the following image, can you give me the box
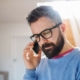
[39,36,48,44]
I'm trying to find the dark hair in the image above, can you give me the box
[26,6,62,25]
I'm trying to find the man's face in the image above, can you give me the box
[42,31,64,59]
[30,17,65,59]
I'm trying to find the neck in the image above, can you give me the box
[59,39,74,55]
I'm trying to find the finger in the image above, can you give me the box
[23,42,34,60]
[23,48,34,60]
[25,45,34,51]
[28,49,34,59]
[23,49,29,58]
[23,48,31,57]
[23,43,33,51]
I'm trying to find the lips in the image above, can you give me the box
[45,46,52,50]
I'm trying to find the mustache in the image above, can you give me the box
[42,43,56,49]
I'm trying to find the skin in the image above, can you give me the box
[23,17,74,69]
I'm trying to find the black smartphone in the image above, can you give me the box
[33,41,40,54]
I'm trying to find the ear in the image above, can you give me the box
[60,23,66,33]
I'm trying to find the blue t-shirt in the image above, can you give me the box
[23,47,80,80]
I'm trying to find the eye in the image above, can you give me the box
[34,35,39,40]
[42,30,51,35]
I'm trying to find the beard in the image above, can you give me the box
[42,32,65,59]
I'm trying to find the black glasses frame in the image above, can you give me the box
[30,22,62,42]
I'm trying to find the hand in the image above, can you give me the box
[23,42,42,69]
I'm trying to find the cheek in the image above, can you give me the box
[38,42,41,47]
[49,37,57,44]
[49,31,59,44]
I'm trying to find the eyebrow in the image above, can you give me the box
[31,22,62,37]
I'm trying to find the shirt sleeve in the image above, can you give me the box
[23,68,37,80]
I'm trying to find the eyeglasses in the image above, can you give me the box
[30,22,62,42]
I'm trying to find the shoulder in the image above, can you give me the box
[73,47,80,58]
[40,55,48,63]
[70,47,80,57]
[70,47,80,65]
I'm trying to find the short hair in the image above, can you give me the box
[26,6,62,25]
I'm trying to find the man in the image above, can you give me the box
[23,6,80,80]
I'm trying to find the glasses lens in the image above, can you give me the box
[31,36,35,41]
[41,29,52,39]
[31,35,40,42]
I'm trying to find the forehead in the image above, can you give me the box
[30,17,56,34]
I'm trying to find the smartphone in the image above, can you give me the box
[33,41,40,54]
